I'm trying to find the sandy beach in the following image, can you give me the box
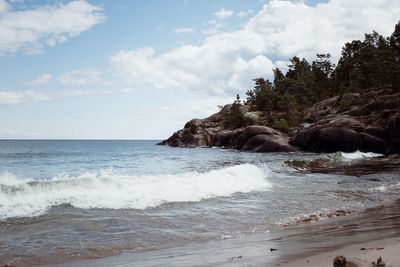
[282,237,400,267]
[34,199,400,267]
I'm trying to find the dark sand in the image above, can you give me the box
[37,199,400,267]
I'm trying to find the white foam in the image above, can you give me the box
[369,183,400,192]
[0,172,27,186]
[0,164,272,219]
[340,151,383,160]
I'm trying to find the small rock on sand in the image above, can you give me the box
[333,256,347,267]
[372,256,386,267]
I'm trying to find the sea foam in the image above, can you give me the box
[0,164,272,219]
[340,150,383,160]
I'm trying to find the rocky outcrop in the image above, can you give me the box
[159,108,297,152]
[213,126,298,152]
[290,87,400,154]
[160,86,400,155]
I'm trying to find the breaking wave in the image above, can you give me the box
[0,164,272,219]
[340,151,384,160]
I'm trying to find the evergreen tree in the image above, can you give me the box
[225,94,244,129]
[390,21,400,90]
[273,68,285,93]
[245,89,256,108]
[312,54,334,99]
[253,78,274,113]
[389,21,400,57]
[285,57,315,106]
[333,40,363,91]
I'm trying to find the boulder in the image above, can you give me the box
[160,117,297,152]
[213,126,297,152]
[290,87,400,155]
[290,115,390,154]
[242,134,297,152]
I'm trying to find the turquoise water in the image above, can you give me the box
[0,140,399,266]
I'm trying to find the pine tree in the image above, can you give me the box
[312,54,334,99]
[390,21,400,90]
[390,21,400,58]
[225,94,244,129]
[253,78,274,116]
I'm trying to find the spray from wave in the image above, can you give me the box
[0,171,28,186]
[340,151,383,160]
[0,164,272,219]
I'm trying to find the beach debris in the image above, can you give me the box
[281,209,353,226]
[360,247,384,251]
[372,256,385,267]
[333,256,347,267]
[227,255,243,262]
[335,209,352,217]
[270,248,278,252]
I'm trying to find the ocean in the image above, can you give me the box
[0,140,399,266]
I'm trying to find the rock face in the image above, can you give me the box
[290,87,400,155]
[159,105,297,152]
[160,123,297,152]
[214,126,297,152]
[160,86,400,155]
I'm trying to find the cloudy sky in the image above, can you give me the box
[0,0,399,139]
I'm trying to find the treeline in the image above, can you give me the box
[225,21,400,131]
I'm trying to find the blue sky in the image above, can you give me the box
[0,0,398,139]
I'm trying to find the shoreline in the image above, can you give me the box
[36,199,400,267]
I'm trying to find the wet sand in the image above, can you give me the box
[282,237,400,267]
[39,199,400,267]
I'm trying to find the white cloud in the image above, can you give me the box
[160,95,233,126]
[247,0,400,60]
[0,0,105,55]
[202,20,224,35]
[0,0,8,13]
[111,0,400,97]
[237,9,253,18]
[228,55,274,90]
[214,8,234,19]
[58,68,102,85]
[58,89,95,97]
[0,129,42,139]
[0,88,99,105]
[174,27,195,34]
[0,90,53,105]
[27,73,52,85]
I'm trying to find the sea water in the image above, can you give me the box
[0,140,399,266]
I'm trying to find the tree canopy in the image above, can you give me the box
[226,21,400,130]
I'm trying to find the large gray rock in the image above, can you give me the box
[290,115,389,153]
[159,110,297,152]
[214,126,298,152]
[291,87,400,154]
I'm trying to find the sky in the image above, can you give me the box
[0,0,399,139]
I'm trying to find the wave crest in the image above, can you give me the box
[340,151,383,160]
[0,164,272,219]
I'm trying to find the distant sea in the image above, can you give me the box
[0,140,399,266]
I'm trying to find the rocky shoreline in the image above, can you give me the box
[159,87,400,155]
